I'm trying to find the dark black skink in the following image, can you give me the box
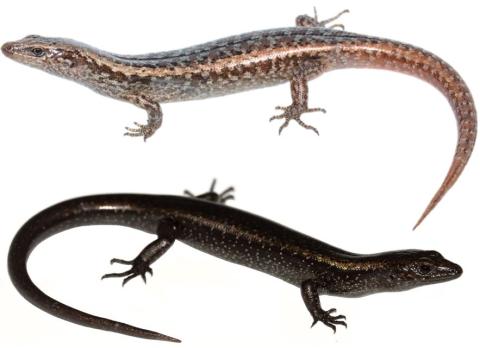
[7,181,462,343]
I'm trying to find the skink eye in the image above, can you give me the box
[419,264,432,275]
[31,47,45,57]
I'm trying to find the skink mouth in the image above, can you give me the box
[447,261,463,279]
[1,41,15,57]
[437,260,463,281]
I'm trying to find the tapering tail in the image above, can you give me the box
[7,195,181,342]
[328,34,477,228]
[405,50,476,230]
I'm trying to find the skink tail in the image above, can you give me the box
[413,150,472,231]
[7,196,181,342]
[330,35,476,228]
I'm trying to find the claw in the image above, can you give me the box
[122,273,137,287]
[102,256,154,286]
[308,107,326,113]
[124,131,143,137]
[124,122,156,141]
[219,186,234,196]
[209,179,217,192]
[124,130,140,135]
[317,8,350,29]
[270,104,324,135]
[184,179,235,204]
[296,8,349,30]
[296,118,319,135]
[329,24,345,31]
[278,120,290,135]
[269,114,285,121]
[184,190,194,197]
[220,194,235,203]
[332,320,347,328]
[110,258,133,265]
[326,322,336,333]
[101,270,133,280]
[311,308,347,333]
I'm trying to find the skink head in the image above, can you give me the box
[376,250,462,292]
[2,35,93,78]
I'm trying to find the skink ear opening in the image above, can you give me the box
[60,59,75,68]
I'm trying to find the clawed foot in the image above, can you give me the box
[124,121,159,141]
[270,105,326,135]
[296,7,349,30]
[184,179,235,204]
[315,8,349,30]
[102,257,153,286]
[311,308,347,333]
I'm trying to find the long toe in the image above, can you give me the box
[295,119,319,135]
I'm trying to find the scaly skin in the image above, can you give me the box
[8,181,462,342]
[1,10,476,228]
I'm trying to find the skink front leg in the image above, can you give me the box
[301,279,347,333]
[270,75,326,135]
[124,95,163,141]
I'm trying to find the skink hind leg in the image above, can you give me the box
[296,7,349,29]
[99,219,181,341]
[270,75,325,135]
[102,232,174,286]
[124,96,163,141]
[301,280,347,333]
[184,179,235,204]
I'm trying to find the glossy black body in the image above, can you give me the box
[8,193,462,342]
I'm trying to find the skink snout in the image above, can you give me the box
[447,261,463,279]
[1,42,14,57]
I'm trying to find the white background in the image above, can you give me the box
[1,1,478,347]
